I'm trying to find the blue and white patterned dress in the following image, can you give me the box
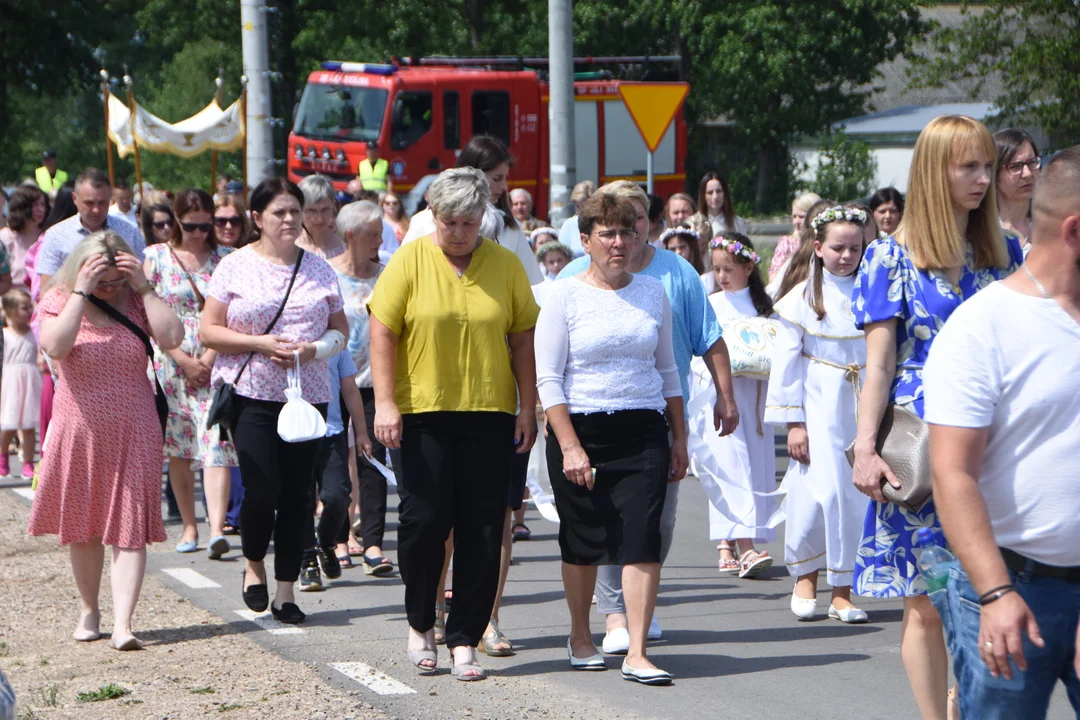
[851,234,1023,598]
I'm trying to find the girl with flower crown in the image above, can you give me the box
[766,203,871,623]
[689,232,779,578]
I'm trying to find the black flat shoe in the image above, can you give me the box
[241,570,269,613]
[271,602,306,624]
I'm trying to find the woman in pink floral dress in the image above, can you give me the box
[31,230,184,650]
[144,189,237,559]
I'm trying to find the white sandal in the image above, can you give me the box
[738,549,773,578]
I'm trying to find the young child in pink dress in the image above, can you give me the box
[1,289,42,479]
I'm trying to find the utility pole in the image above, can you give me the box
[548,0,575,228]
[241,0,275,188]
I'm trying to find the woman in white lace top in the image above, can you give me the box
[535,193,688,686]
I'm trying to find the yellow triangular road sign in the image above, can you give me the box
[617,82,690,153]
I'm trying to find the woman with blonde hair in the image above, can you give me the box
[768,192,822,280]
[850,115,1023,719]
[29,230,184,649]
[664,192,696,229]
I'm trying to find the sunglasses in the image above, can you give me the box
[152,220,174,230]
[214,216,244,228]
[181,222,213,233]
[98,278,127,288]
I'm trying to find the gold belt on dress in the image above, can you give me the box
[801,352,865,399]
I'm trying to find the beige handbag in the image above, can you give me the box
[844,373,932,513]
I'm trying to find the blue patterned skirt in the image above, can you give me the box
[853,498,943,598]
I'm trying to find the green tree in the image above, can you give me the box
[573,0,924,213]
[796,132,878,201]
[0,0,138,180]
[910,0,1080,140]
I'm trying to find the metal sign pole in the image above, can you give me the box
[646,151,654,195]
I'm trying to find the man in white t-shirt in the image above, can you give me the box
[924,145,1080,720]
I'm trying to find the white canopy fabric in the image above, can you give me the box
[108,95,245,159]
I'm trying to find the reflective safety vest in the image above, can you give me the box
[358,158,389,192]
[35,166,69,193]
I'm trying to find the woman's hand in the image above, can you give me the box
[561,445,593,489]
[253,334,290,361]
[115,252,150,291]
[669,436,689,482]
[788,423,810,465]
[852,445,901,502]
[374,402,403,450]
[514,409,537,454]
[179,354,211,387]
[280,341,317,367]
[74,253,110,294]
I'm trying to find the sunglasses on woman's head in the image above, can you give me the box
[214,216,243,228]
[152,220,174,230]
[181,222,213,233]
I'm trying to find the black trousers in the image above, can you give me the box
[232,395,326,582]
[313,431,351,550]
[398,411,514,648]
[355,387,397,549]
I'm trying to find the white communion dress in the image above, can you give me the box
[688,287,778,542]
[765,269,869,587]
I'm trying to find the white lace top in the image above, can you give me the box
[535,274,682,414]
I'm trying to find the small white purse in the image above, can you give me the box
[277,351,327,443]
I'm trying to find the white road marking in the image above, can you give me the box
[233,609,306,635]
[11,488,35,501]
[161,568,221,589]
[330,662,416,695]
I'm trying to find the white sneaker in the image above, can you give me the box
[647,615,662,640]
[828,604,868,624]
[602,627,630,654]
[790,588,817,620]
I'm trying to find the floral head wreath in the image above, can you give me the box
[658,227,700,247]
[529,226,559,244]
[535,241,573,261]
[810,205,869,232]
[708,235,760,264]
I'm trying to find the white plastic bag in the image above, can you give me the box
[277,351,327,443]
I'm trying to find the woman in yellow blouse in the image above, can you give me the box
[368,167,539,681]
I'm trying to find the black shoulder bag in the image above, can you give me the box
[206,249,305,437]
[85,294,170,440]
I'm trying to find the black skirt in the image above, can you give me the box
[547,409,670,565]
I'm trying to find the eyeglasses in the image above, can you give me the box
[214,216,244,228]
[303,207,335,219]
[152,220,174,230]
[181,222,213,234]
[593,229,637,242]
[1004,158,1040,176]
[98,278,127,288]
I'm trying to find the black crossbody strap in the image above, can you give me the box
[233,248,305,384]
[87,294,154,358]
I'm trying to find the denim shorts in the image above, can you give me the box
[949,564,1080,719]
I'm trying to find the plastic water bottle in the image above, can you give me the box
[914,527,954,593]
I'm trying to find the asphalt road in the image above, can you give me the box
[121,475,1074,720]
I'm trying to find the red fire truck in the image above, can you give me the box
[287,57,688,219]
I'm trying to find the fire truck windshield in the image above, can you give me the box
[293,84,388,143]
